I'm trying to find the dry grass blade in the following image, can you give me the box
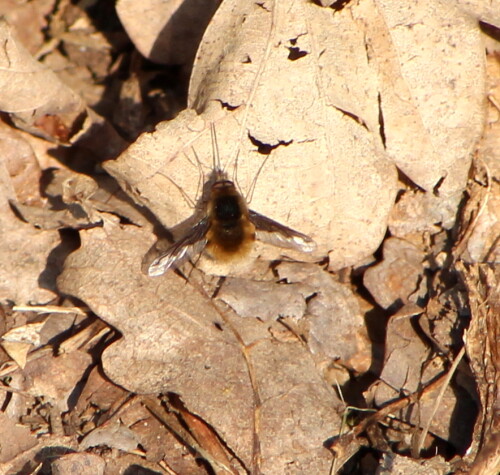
[12,305,89,316]
[414,346,466,456]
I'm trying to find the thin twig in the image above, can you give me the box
[415,346,466,455]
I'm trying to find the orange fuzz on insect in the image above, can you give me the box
[205,179,256,261]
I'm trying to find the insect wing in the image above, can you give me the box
[249,210,316,253]
[148,217,210,276]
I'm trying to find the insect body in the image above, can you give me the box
[148,171,316,277]
[206,178,256,262]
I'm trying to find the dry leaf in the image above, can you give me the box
[0,412,37,464]
[58,218,257,463]
[1,321,45,368]
[0,435,79,474]
[1,322,45,347]
[276,262,371,370]
[389,189,462,236]
[218,278,311,320]
[0,18,126,160]
[0,190,60,304]
[107,2,399,271]
[0,19,86,143]
[51,453,105,475]
[0,0,53,54]
[80,422,140,452]
[116,0,222,65]
[0,125,44,206]
[25,351,93,412]
[0,123,61,303]
[373,311,430,403]
[370,306,477,452]
[57,218,343,472]
[1,341,32,369]
[190,0,485,246]
[13,169,151,231]
[108,0,489,272]
[363,237,426,310]
[355,0,485,195]
[0,0,495,472]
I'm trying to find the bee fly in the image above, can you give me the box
[148,128,316,277]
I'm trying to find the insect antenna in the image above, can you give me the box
[232,149,246,196]
[156,143,213,211]
[210,122,226,180]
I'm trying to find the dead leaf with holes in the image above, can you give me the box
[106,0,487,274]
[105,0,400,272]
[56,0,496,473]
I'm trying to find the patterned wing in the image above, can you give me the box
[148,217,210,276]
[249,210,316,253]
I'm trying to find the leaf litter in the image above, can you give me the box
[0,0,499,474]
